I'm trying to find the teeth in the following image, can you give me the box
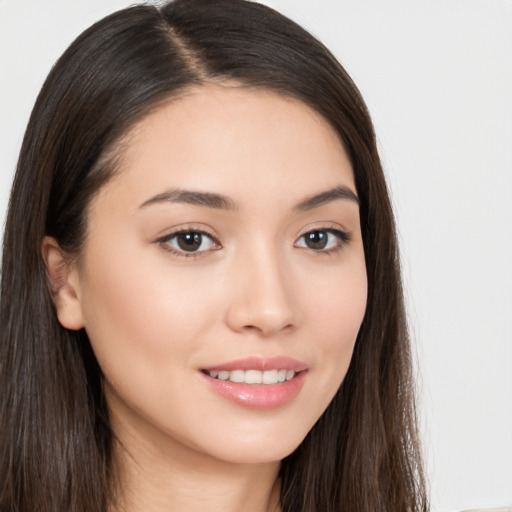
[230,370,244,383]
[245,370,262,384]
[206,369,297,384]
[262,369,278,384]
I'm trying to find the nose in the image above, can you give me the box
[224,245,299,337]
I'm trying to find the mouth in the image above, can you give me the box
[201,368,299,384]
[199,356,308,409]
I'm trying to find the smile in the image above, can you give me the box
[203,369,296,384]
[200,356,308,409]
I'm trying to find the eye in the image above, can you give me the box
[295,228,350,252]
[158,230,220,256]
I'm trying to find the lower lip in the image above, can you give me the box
[200,371,307,410]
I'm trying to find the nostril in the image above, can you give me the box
[241,321,294,337]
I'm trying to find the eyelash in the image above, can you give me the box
[295,228,351,254]
[156,227,351,258]
[157,228,221,259]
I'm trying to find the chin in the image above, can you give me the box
[195,424,310,466]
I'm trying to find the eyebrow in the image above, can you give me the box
[294,186,359,211]
[139,185,359,212]
[139,189,237,211]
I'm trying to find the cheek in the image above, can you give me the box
[309,254,367,334]
[304,258,367,380]
[81,238,212,331]
[320,280,367,347]
[77,241,233,409]
[78,248,196,380]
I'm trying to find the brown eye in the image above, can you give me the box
[160,230,219,255]
[176,232,203,252]
[304,231,329,250]
[295,228,350,252]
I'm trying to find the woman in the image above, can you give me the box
[0,1,427,511]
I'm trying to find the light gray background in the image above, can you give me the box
[1,1,511,510]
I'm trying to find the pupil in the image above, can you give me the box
[306,231,327,249]
[177,232,202,251]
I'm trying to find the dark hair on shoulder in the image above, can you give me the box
[0,1,428,511]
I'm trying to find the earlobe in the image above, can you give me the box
[41,236,85,330]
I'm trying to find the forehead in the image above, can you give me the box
[100,84,355,210]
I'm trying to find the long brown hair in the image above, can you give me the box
[0,1,428,511]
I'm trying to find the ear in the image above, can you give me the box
[41,236,85,330]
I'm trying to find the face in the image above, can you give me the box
[64,85,367,465]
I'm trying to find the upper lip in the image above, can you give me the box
[201,356,308,372]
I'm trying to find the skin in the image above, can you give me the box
[43,85,367,512]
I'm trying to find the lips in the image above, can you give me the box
[200,356,308,409]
